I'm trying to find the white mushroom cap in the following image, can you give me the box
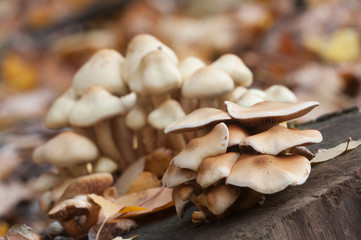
[265,85,297,103]
[162,160,196,188]
[196,152,240,188]
[45,88,77,129]
[211,54,253,87]
[237,91,265,107]
[164,108,231,134]
[148,99,186,130]
[226,154,311,194]
[123,34,178,84]
[73,49,127,96]
[182,66,234,99]
[178,57,206,83]
[129,50,181,94]
[125,105,147,130]
[172,123,229,171]
[241,125,322,155]
[69,86,136,127]
[218,86,247,104]
[224,100,320,125]
[93,157,118,173]
[206,184,240,215]
[33,132,98,167]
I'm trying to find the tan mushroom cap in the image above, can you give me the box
[33,132,98,167]
[164,108,231,134]
[227,124,249,147]
[148,99,186,130]
[129,50,181,94]
[69,86,136,127]
[265,85,297,103]
[57,173,113,202]
[123,34,178,84]
[211,54,253,87]
[224,100,319,125]
[162,160,196,188]
[182,66,234,99]
[236,91,265,107]
[178,57,206,83]
[93,157,118,173]
[172,123,229,171]
[73,49,127,96]
[196,152,240,188]
[206,184,240,216]
[45,88,77,129]
[241,125,322,155]
[48,198,92,220]
[125,105,147,130]
[226,154,311,194]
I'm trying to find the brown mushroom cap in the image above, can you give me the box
[33,132,98,167]
[224,101,319,125]
[172,123,229,171]
[162,160,197,188]
[182,66,234,99]
[241,125,322,155]
[48,198,93,220]
[227,124,249,147]
[57,173,113,202]
[196,152,240,188]
[206,184,240,216]
[164,108,231,134]
[226,154,311,194]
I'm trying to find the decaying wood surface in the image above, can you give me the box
[124,108,361,240]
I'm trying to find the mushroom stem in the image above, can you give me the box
[112,117,138,165]
[93,120,127,171]
[60,219,84,238]
[169,133,186,152]
[151,93,171,108]
[71,127,96,143]
[199,98,219,108]
[142,125,156,153]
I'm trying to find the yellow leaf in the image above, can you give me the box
[88,194,122,219]
[119,206,147,214]
[0,221,9,236]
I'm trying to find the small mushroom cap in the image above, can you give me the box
[129,50,181,94]
[211,54,253,87]
[148,99,186,130]
[125,105,147,130]
[178,57,206,82]
[45,88,77,129]
[69,86,136,127]
[218,86,247,104]
[58,173,113,202]
[93,157,118,173]
[73,49,127,96]
[206,184,240,216]
[33,173,61,193]
[265,85,297,103]
[241,125,322,155]
[236,91,265,107]
[224,100,320,125]
[162,160,196,188]
[48,198,92,220]
[164,108,231,134]
[172,123,229,171]
[196,152,240,188]
[182,66,234,99]
[33,132,98,167]
[123,34,178,84]
[227,124,249,147]
[226,154,311,194]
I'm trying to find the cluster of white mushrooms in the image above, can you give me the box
[162,100,322,223]
[31,33,321,233]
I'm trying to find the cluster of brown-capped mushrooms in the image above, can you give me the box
[31,33,321,235]
[162,100,322,223]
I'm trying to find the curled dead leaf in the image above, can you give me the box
[311,138,361,163]
[127,172,161,193]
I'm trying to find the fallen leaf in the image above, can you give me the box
[127,172,161,194]
[144,148,174,178]
[115,157,145,196]
[114,187,173,217]
[0,221,9,236]
[311,138,361,163]
[88,194,123,219]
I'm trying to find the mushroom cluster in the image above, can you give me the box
[162,100,322,223]
[32,33,310,235]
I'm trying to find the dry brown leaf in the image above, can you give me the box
[115,157,145,196]
[89,194,123,219]
[144,148,174,178]
[311,138,361,163]
[127,172,161,194]
[114,187,173,217]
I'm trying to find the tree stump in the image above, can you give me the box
[124,108,361,240]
